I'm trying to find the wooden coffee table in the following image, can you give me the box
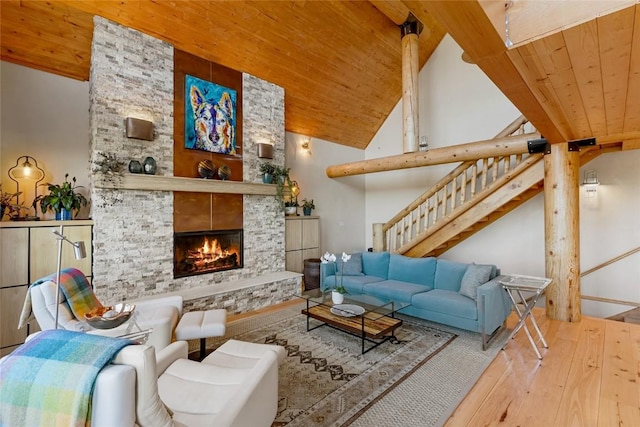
[299,289,409,354]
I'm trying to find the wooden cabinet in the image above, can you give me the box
[285,216,319,273]
[0,221,93,353]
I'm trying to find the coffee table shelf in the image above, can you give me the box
[298,290,408,354]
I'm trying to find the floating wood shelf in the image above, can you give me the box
[96,174,277,196]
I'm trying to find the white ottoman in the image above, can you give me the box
[175,309,226,360]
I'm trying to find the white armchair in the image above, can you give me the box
[26,280,182,350]
[96,339,285,427]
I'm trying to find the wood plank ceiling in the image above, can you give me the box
[1,1,639,150]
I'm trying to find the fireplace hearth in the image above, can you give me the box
[174,230,243,278]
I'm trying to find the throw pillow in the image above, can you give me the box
[459,263,493,300]
[335,252,364,276]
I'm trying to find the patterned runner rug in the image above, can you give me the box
[205,304,457,427]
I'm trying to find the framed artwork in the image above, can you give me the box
[185,74,237,154]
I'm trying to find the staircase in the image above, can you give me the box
[377,119,606,258]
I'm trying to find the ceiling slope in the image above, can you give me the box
[0,0,446,149]
[416,0,640,147]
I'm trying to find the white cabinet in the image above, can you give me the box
[0,221,93,353]
[285,216,319,273]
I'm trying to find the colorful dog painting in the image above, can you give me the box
[185,75,237,154]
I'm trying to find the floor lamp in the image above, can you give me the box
[53,226,87,329]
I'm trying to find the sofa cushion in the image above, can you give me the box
[362,280,431,304]
[335,252,364,276]
[411,289,478,320]
[434,259,469,292]
[324,275,384,294]
[387,255,436,287]
[361,251,390,279]
[459,264,494,300]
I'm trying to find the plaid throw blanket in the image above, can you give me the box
[19,268,103,329]
[0,330,132,426]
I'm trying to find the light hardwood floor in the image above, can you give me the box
[234,301,640,426]
[444,308,640,426]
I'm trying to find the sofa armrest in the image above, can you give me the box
[112,344,174,427]
[319,262,336,292]
[92,364,136,427]
[156,340,189,376]
[476,277,512,335]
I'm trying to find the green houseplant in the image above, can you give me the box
[301,198,315,216]
[0,184,22,220]
[259,162,276,184]
[33,173,88,220]
[272,166,291,211]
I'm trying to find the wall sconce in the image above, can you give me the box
[8,155,45,205]
[257,142,274,159]
[125,117,154,141]
[581,170,599,198]
[301,139,311,155]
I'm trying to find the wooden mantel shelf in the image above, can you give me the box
[96,174,277,196]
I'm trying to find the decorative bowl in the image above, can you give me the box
[198,159,216,179]
[217,164,231,180]
[84,303,136,329]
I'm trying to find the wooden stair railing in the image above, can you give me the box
[373,119,618,257]
[580,247,640,308]
[377,116,536,254]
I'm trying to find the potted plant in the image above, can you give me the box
[33,173,88,220]
[259,162,276,184]
[301,198,315,216]
[321,252,350,304]
[273,166,292,210]
[284,198,298,216]
[0,184,21,220]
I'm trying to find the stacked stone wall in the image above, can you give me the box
[89,17,295,309]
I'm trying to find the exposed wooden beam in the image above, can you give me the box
[370,0,412,25]
[412,0,567,143]
[326,132,539,178]
[482,0,637,47]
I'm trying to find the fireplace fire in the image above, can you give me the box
[174,230,243,278]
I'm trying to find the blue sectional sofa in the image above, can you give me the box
[320,251,512,349]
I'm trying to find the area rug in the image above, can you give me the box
[204,304,457,427]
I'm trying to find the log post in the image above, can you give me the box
[400,14,423,154]
[372,223,385,252]
[544,142,581,321]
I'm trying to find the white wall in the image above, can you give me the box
[364,35,521,249]
[285,132,366,254]
[363,35,640,318]
[1,61,91,219]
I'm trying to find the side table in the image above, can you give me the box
[499,274,552,359]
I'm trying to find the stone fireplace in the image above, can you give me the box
[174,230,243,278]
[89,17,299,314]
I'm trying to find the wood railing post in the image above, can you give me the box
[372,223,385,252]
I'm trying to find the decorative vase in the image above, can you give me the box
[55,208,72,221]
[217,164,231,180]
[303,207,312,216]
[128,160,143,173]
[285,206,297,216]
[197,159,216,179]
[331,291,344,305]
[143,156,157,175]
[262,173,273,184]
